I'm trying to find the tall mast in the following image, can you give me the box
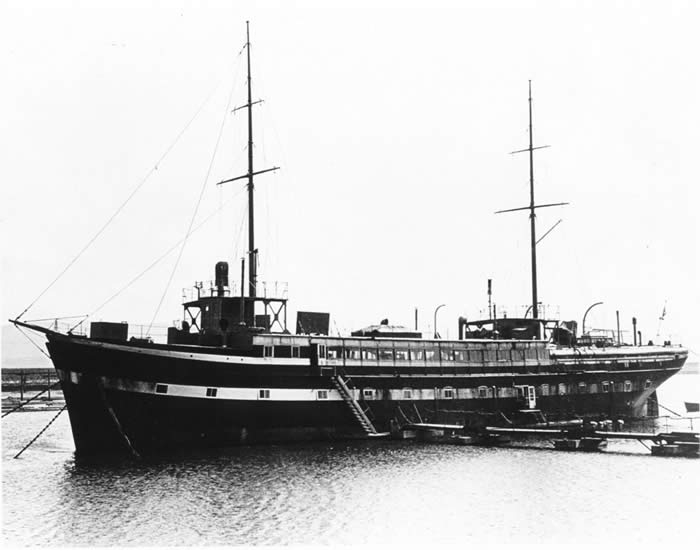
[528,81,538,319]
[246,21,256,298]
[495,82,567,324]
[216,22,279,307]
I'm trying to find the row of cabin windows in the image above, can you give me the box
[263,345,301,358]
[260,344,545,362]
[153,379,652,400]
[337,348,543,362]
[536,379,645,396]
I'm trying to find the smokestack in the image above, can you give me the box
[215,261,229,297]
[616,310,621,345]
[488,279,492,319]
[632,317,637,346]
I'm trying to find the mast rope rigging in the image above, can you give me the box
[14,77,226,323]
[74,184,248,330]
[13,325,53,360]
[146,63,240,336]
[231,200,248,264]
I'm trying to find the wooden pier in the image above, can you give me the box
[400,422,699,458]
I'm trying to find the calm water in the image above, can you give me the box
[2,366,699,546]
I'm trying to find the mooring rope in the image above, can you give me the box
[13,405,67,459]
[2,382,61,419]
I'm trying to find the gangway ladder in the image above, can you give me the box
[331,375,379,436]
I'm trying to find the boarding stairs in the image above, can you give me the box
[331,375,383,437]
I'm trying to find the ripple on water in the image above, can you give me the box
[3,371,700,546]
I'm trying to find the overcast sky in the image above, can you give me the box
[1,0,698,356]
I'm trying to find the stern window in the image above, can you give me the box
[155,384,168,394]
[206,388,217,397]
[317,390,328,400]
[259,389,270,399]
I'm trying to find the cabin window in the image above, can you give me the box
[454,350,468,362]
[362,388,376,400]
[558,383,567,395]
[410,349,425,361]
[403,389,413,399]
[540,384,550,396]
[602,381,610,393]
[578,382,587,394]
[206,388,217,397]
[469,350,483,362]
[292,346,301,358]
[485,350,497,362]
[318,345,326,359]
[624,380,632,392]
[363,348,377,360]
[497,350,509,362]
[379,348,394,361]
[259,389,270,399]
[443,387,455,399]
[155,383,168,395]
[327,347,342,360]
[440,349,454,361]
[644,379,652,389]
[395,349,409,361]
[425,349,436,361]
[317,390,328,400]
[345,348,361,360]
[478,386,489,399]
[590,383,598,393]
[264,345,274,358]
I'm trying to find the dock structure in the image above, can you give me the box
[399,422,699,457]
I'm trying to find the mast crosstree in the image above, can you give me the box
[217,21,279,299]
[496,81,568,320]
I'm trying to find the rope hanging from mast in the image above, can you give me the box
[146,57,241,337]
[14,78,224,323]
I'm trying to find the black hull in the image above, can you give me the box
[45,332,685,457]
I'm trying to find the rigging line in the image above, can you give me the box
[2,382,61,419]
[14,78,225,323]
[146,68,239,336]
[14,405,67,459]
[232,200,248,261]
[14,325,52,360]
[81,186,247,327]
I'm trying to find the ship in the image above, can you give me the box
[10,23,688,457]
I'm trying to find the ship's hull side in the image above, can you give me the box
[46,333,685,456]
